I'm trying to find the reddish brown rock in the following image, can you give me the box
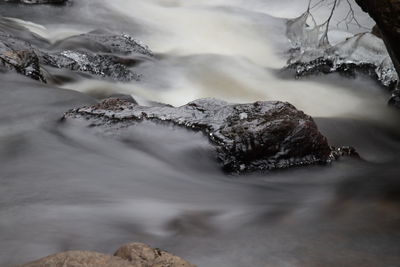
[20,251,136,267]
[20,243,196,267]
[114,243,195,267]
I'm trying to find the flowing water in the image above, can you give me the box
[1,1,400,266]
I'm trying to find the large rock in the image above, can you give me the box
[20,251,136,267]
[63,98,333,173]
[20,243,195,267]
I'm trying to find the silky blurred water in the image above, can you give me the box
[0,1,399,266]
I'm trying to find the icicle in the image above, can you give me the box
[286,11,332,50]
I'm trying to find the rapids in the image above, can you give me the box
[0,1,399,266]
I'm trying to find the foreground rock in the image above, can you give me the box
[114,243,195,267]
[63,98,334,173]
[20,243,195,267]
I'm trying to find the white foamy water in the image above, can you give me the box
[53,0,390,122]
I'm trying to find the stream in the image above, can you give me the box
[1,0,400,266]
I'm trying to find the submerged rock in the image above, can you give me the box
[20,243,195,267]
[0,17,50,47]
[42,50,141,82]
[51,30,153,57]
[40,31,153,82]
[0,33,45,82]
[63,98,334,173]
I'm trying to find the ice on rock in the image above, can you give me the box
[286,11,330,51]
[286,11,319,49]
[286,12,398,88]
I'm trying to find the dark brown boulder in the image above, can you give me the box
[63,98,334,173]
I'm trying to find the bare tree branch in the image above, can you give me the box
[307,0,365,32]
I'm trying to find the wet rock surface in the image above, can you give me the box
[329,146,360,160]
[41,50,141,82]
[63,98,334,173]
[0,33,45,81]
[51,30,154,57]
[40,30,153,82]
[0,19,153,82]
[20,243,195,267]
